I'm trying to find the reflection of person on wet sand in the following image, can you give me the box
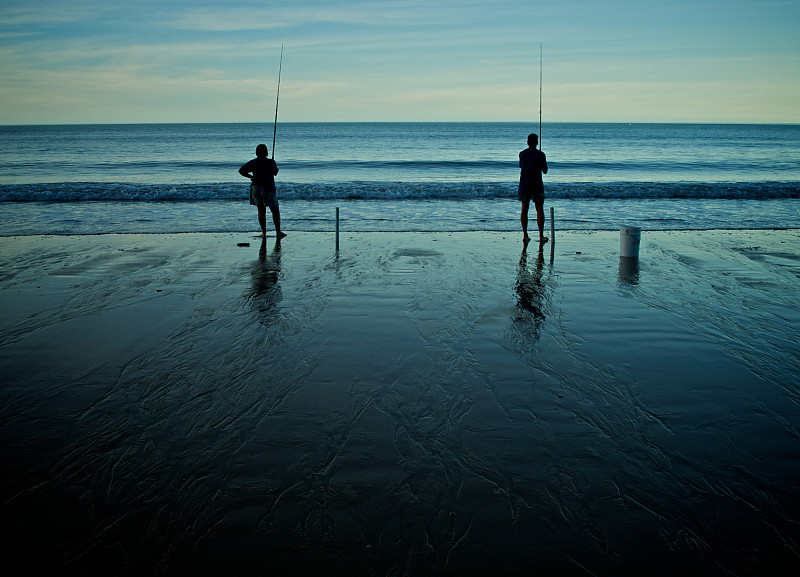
[514,243,547,334]
[518,133,548,245]
[250,237,282,315]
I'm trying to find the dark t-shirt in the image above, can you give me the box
[241,157,279,191]
[518,147,547,195]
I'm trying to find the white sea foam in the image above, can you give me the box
[1,180,797,202]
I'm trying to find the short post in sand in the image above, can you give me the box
[335,207,340,252]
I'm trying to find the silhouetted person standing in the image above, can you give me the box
[239,144,285,239]
[518,133,548,244]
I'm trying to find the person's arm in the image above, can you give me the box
[239,161,253,179]
[541,152,548,174]
[272,159,279,176]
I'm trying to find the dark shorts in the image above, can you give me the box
[518,183,544,204]
[250,184,278,209]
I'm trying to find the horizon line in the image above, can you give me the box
[2,120,799,128]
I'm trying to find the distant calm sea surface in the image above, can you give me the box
[1,123,798,234]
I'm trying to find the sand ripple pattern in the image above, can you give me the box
[1,230,799,575]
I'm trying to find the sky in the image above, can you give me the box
[1,0,798,124]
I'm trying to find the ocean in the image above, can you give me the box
[1,122,798,235]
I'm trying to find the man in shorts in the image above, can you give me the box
[239,144,286,239]
[518,133,548,244]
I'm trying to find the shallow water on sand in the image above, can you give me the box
[1,230,799,575]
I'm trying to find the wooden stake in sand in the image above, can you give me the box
[335,207,340,252]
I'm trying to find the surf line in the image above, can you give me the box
[272,43,284,159]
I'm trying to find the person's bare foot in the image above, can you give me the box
[539,236,549,244]
[277,232,287,239]
[523,234,531,244]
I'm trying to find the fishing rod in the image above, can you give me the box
[539,43,542,150]
[272,44,284,159]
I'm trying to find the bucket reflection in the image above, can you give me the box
[618,256,640,285]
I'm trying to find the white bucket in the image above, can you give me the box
[620,226,641,258]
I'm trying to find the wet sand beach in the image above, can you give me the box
[1,230,799,575]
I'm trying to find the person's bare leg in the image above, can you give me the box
[257,206,267,237]
[535,198,548,244]
[270,206,287,239]
[520,200,531,243]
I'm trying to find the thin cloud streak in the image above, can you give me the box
[169,0,497,31]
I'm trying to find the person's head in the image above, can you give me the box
[527,133,538,147]
[256,144,269,158]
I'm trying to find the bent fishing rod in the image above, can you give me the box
[539,43,542,150]
[272,44,284,159]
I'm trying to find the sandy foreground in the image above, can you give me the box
[1,230,799,576]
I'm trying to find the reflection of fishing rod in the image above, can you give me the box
[272,44,283,159]
[539,43,542,150]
